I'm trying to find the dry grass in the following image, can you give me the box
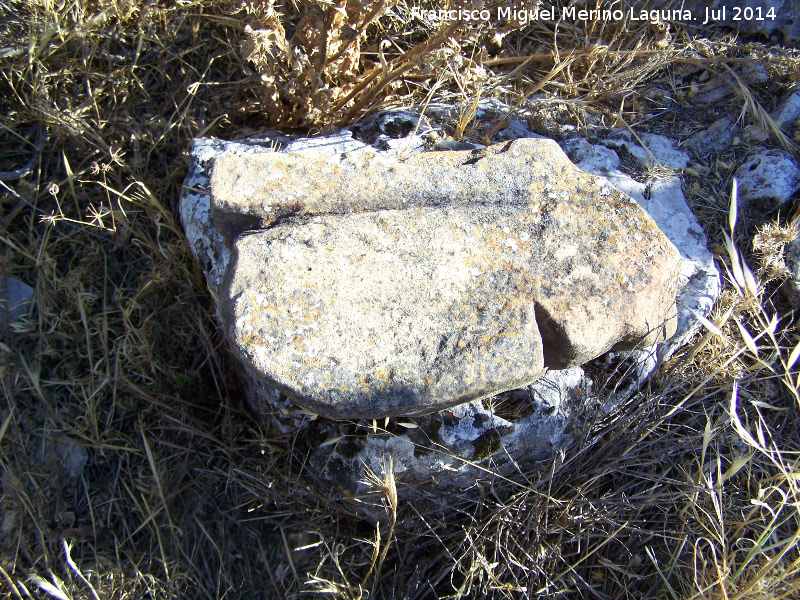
[2,0,800,598]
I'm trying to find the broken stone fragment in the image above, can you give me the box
[568,133,720,367]
[313,366,593,502]
[0,273,34,332]
[734,149,800,210]
[685,118,736,156]
[786,235,800,308]
[215,137,683,419]
[772,91,800,132]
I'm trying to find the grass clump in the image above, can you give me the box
[2,0,800,598]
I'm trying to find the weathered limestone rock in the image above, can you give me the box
[734,149,800,210]
[228,206,545,419]
[0,274,34,332]
[564,130,721,389]
[313,124,721,498]
[786,235,800,307]
[597,130,689,170]
[216,138,683,419]
[313,367,593,500]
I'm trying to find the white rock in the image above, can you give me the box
[734,149,800,209]
[573,142,721,365]
[314,367,593,504]
[561,137,620,171]
[640,133,691,170]
[0,275,34,330]
[599,130,689,170]
[772,91,800,131]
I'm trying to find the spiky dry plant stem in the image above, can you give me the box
[360,456,398,593]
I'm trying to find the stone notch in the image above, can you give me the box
[214,138,683,420]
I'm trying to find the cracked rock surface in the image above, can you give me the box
[202,136,682,419]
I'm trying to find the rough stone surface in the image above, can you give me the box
[309,122,721,497]
[227,206,546,419]
[772,91,800,132]
[734,149,800,209]
[0,274,34,331]
[564,133,721,368]
[561,137,620,171]
[313,367,594,500]
[685,118,737,156]
[787,235,800,307]
[598,130,689,170]
[216,137,683,419]
[211,138,558,232]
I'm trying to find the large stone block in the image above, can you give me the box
[211,137,682,419]
[180,108,722,498]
